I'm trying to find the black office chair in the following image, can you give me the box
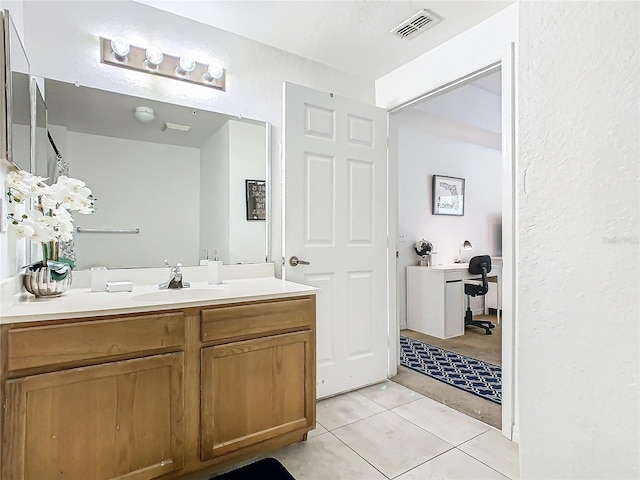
[464,255,496,335]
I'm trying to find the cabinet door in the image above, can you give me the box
[3,353,184,480]
[200,331,314,460]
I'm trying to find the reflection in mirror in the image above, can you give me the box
[43,79,269,270]
[4,11,31,171]
[33,81,48,180]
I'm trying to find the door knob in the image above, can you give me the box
[289,256,310,267]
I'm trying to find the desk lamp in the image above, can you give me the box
[455,240,472,263]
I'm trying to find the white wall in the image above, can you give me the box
[414,82,502,134]
[20,0,375,277]
[394,113,501,327]
[65,131,200,269]
[199,120,265,265]
[517,2,639,478]
[228,121,266,264]
[200,123,229,264]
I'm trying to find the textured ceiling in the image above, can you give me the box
[134,0,514,80]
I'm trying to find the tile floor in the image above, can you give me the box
[271,380,519,480]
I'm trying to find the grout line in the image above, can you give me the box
[317,394,387,431]
[456,448,513,479]
[328,430,392,479]
[389,448,456,479]
[455,429,491,447]
[386,404,480,446]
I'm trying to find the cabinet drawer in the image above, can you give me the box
[201,296,315,344]
[444,270,463,282]
[7,312,185,371]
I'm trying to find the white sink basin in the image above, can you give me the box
[131,288,222,302]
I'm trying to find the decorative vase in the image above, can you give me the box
[23,263,72,297]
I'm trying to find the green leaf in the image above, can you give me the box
[47,258,75,281]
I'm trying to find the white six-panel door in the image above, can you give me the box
[283,82,388,398]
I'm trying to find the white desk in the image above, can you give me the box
[406,262,502,339]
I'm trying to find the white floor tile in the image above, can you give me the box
[332,410,453,479]
[458,429,520,479]
[316,391,386,431]
[393,396,491,445]
[396,449,510,479]
[272,432,386,480]
[357,380,424,409]
[308,422,328,439]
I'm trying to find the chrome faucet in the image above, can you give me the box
[159,260,190,289]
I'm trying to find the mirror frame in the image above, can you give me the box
[2,9,31,171]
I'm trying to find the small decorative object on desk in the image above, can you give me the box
[5,170,95,297]
[414,238,433,266]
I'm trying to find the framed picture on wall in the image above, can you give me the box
[245,179,266,220]
[432,175,465,216]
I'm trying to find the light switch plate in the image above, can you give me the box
[0,198,8,233]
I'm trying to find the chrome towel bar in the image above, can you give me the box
[76,227,140,234]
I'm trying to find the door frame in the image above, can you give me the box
[386,45,517,441]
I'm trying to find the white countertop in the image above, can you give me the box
[0,278,318,324]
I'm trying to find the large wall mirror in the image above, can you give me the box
[38,78,270,270]
[2,10,31,171]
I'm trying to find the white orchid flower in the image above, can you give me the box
[5,169,95,249]
[12,223,35,240]
[5,171,48,202]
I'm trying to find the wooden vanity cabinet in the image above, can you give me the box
[199,296,316,461]
[1,311,187,480]
[3,354,184,480]
[0,294,316,480]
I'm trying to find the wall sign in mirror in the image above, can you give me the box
[245,180,266,221]
[432,175,465,216]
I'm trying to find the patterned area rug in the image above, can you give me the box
[400,336,501,404]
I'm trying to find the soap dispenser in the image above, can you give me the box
[207,250,223,285]
[200,249,210,266]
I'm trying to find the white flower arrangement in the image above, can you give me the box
[5,170,95,270]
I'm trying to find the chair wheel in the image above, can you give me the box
[485,329,493,335]
[489,324,496,329]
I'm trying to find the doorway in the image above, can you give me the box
[386,57,516,439]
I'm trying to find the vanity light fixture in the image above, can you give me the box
[110,36,130,59]
[100,37,226,91]
[145,46,164,68]
[205,61,224,81]
[178,55,196,74]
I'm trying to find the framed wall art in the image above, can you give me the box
[245,179,266,220]
[432,175,465,216]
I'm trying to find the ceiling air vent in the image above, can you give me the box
[391,9,441,40]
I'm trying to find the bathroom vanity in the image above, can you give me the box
[0,275,316,480]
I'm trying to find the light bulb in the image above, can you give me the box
[110,37,130,58]
[206,61,224,80]
[178,55,196,73]
[145,46,164,67]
